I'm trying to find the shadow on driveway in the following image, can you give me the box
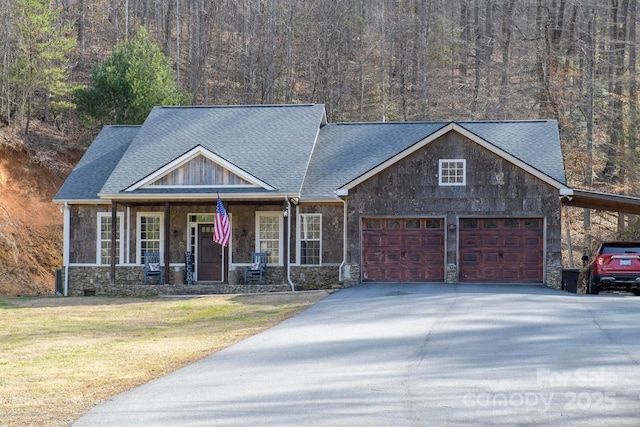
[74,282,640,427]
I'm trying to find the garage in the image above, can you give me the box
[362,218,445,282]
[458,218,544,283]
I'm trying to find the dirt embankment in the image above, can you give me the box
[0,125,81,295]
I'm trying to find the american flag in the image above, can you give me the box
[213,195,230,247]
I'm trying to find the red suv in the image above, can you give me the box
[582,241,640,295]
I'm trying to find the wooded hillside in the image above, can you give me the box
[1,0,639,292]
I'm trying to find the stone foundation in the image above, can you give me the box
[62,265,360,297]
[61,261,560,296]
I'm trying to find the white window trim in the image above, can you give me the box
[187,212,232,279]
[297,213,322,266]
[255,212,283,266]
[439,159,466,186]
[97,212,125,265]
[136,212,164,265]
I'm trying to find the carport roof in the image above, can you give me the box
[562,188,640,214]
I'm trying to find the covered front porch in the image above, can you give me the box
[61,197,345,296]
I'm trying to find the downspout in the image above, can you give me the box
[63,202,70,296]
[338,196,347,283]
[285,195,295,291]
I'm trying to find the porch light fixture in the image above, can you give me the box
[448,223,456,231]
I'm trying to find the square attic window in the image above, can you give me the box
[439,159,466,186]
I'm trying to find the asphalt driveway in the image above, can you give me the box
[73,283,640,426]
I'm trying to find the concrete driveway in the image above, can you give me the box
[73,283,640,426]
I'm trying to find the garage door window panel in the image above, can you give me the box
[483,219,498,229]
[425,219,442,229]
[504,219,520,228]
[406,219,421,229]
[524,219,542,229]
[462,219,478,229]
[385,220,400,229]
[365,219,381,229]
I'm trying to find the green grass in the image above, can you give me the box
[0,292,329,426]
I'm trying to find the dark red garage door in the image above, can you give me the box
[362,218,445,282]
[458,218,544,283]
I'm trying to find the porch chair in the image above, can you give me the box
[144,253,164,285]
[244,252,268,285]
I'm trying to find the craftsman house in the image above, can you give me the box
[54,104,570,296]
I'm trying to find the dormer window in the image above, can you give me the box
[439,159,466,186]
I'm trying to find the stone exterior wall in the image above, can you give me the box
[63,266,290,296]
[63,262,361,296]
[346,131,563,287]
[290,266,340,290]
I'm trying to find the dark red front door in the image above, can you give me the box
[198,224,222,281]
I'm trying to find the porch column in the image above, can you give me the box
[164,202,171,284]
[111,202,117,285]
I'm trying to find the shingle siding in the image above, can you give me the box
[346,131,563,286]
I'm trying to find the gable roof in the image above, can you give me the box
[457,120,565,186]
[54,125,138,202]
[301,120,566,199]
[54,106,567,203]
[99,104,326,200]
[300,122,448,198]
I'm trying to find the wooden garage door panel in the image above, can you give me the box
[363,234,383,247]
[386,250,402,262]
[482,236,499,246]
[502,269,520,280]
[502,253,521,263]
[404,234,422,246]
[362,218,445,282]
[459,218,543,283]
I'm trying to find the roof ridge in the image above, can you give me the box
[456,119,556,123]
[156,104,321,110]
[332,121,447,125]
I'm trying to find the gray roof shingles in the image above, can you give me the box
[54,106,566,203]
[100,104,326,195]
[301,122,447,198]
[457,120,566,185]
[54,126,139,201]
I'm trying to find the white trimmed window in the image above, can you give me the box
[137,213,163,264]
[256,212,282,265]
[439,159,466,185]
[299,214,321,265]
[97,212,124,265]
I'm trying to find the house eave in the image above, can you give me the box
[99,191,299,202]
[53,199,110,205]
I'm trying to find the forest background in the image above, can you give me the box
[0,0,637,293]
